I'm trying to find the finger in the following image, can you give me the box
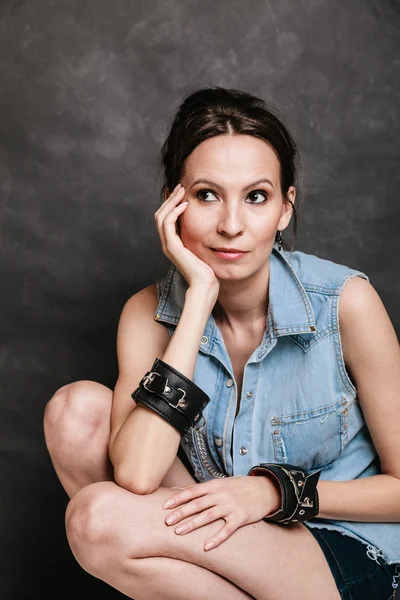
[161,203,188,253]
[165,494,214,526]
[162,481,211,509]
[155,185,185,218]
[165,492,218,528]
[204,519,238,551]
[155,187,185,235]
[156,190,186,252]
[163,202,188,229]
[173,505,223,535]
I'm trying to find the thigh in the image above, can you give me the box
[307,527,398,600]
[66,481,341,600]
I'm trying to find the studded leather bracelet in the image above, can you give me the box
[131,358,210,436]
[247,463,321,525]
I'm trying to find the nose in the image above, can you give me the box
[216,204,245,237]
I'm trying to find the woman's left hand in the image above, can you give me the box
[162,475,281,551]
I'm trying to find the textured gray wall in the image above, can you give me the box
[1,1,399,598]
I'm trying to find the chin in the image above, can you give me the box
[211,264,251,280]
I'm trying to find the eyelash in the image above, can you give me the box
[196,189,269,204]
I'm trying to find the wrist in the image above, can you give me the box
[248,463,321,525]
[186,283,219,307]
[257,473,281,515]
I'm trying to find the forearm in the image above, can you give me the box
[110,286,216,494]
[317,474,400,522]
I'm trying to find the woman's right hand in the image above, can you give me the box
[155,183,220,300]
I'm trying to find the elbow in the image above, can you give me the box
[114,465,160,495]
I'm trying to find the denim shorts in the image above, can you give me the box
[307,527,400,600]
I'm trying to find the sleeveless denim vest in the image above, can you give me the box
[154,244,400,565]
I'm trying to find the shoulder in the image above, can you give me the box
[121,283,159,316]
[117,283,171,362]
[338,275,399,394]
[282,249,369,292]
[119,282,170,331]
[339,275,389,338]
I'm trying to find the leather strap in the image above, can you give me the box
[247,463,321,524]
[131,358,210,436]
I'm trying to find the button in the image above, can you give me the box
[226,378,233,387]
[239,447,248,455]
[246,391,253,398]
[215,437,223,447]
[201,336,208,344]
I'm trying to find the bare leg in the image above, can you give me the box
[66,481,341,600]
[114,556,254,599]
[43,381,115,498]
[44,381,255,598]
[43,380,196,498]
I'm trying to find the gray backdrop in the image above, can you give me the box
[1,0,399,598]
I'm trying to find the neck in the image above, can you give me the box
[212,260,270,334]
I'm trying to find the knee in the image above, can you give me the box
[43,380,112,448]
[65,482,123,576]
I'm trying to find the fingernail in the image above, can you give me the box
[166,514,178,524]
[204,540,216,551]
[163,499,175,509]
[175,524,188,533]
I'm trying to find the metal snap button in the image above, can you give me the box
[215,437,223,447]
[226,378,233,387]
[246,391,253,398]
[239,447,248,455]
[201,336,208,344]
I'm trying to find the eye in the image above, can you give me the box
[196,189,217,202]
[196,189,269,204]
[247,190,268,204]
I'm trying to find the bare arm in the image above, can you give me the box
[109,284,216,495]
[317,276,400,521]
[109,181,220,494]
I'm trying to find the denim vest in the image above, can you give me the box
[154,244,400,565]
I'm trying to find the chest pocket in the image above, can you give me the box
[271,397,349,472]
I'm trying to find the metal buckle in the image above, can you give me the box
[142,373,187,411]
[142,371,164,392]
[300,497,314,508]
[167,387,187,409]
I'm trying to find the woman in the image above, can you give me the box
[44,87,400,600]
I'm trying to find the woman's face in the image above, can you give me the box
[178,134,295,280]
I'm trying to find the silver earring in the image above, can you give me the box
[277,230,283,251]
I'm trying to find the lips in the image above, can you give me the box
[211,248,248,261]
[212,248,247,253]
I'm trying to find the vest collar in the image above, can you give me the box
[154,245,317,346]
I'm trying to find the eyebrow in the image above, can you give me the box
[190,178,275,191]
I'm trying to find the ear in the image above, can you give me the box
[278,186,296,231]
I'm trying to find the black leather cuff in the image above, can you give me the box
[247,463,321,525]
[131,358,210,436]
